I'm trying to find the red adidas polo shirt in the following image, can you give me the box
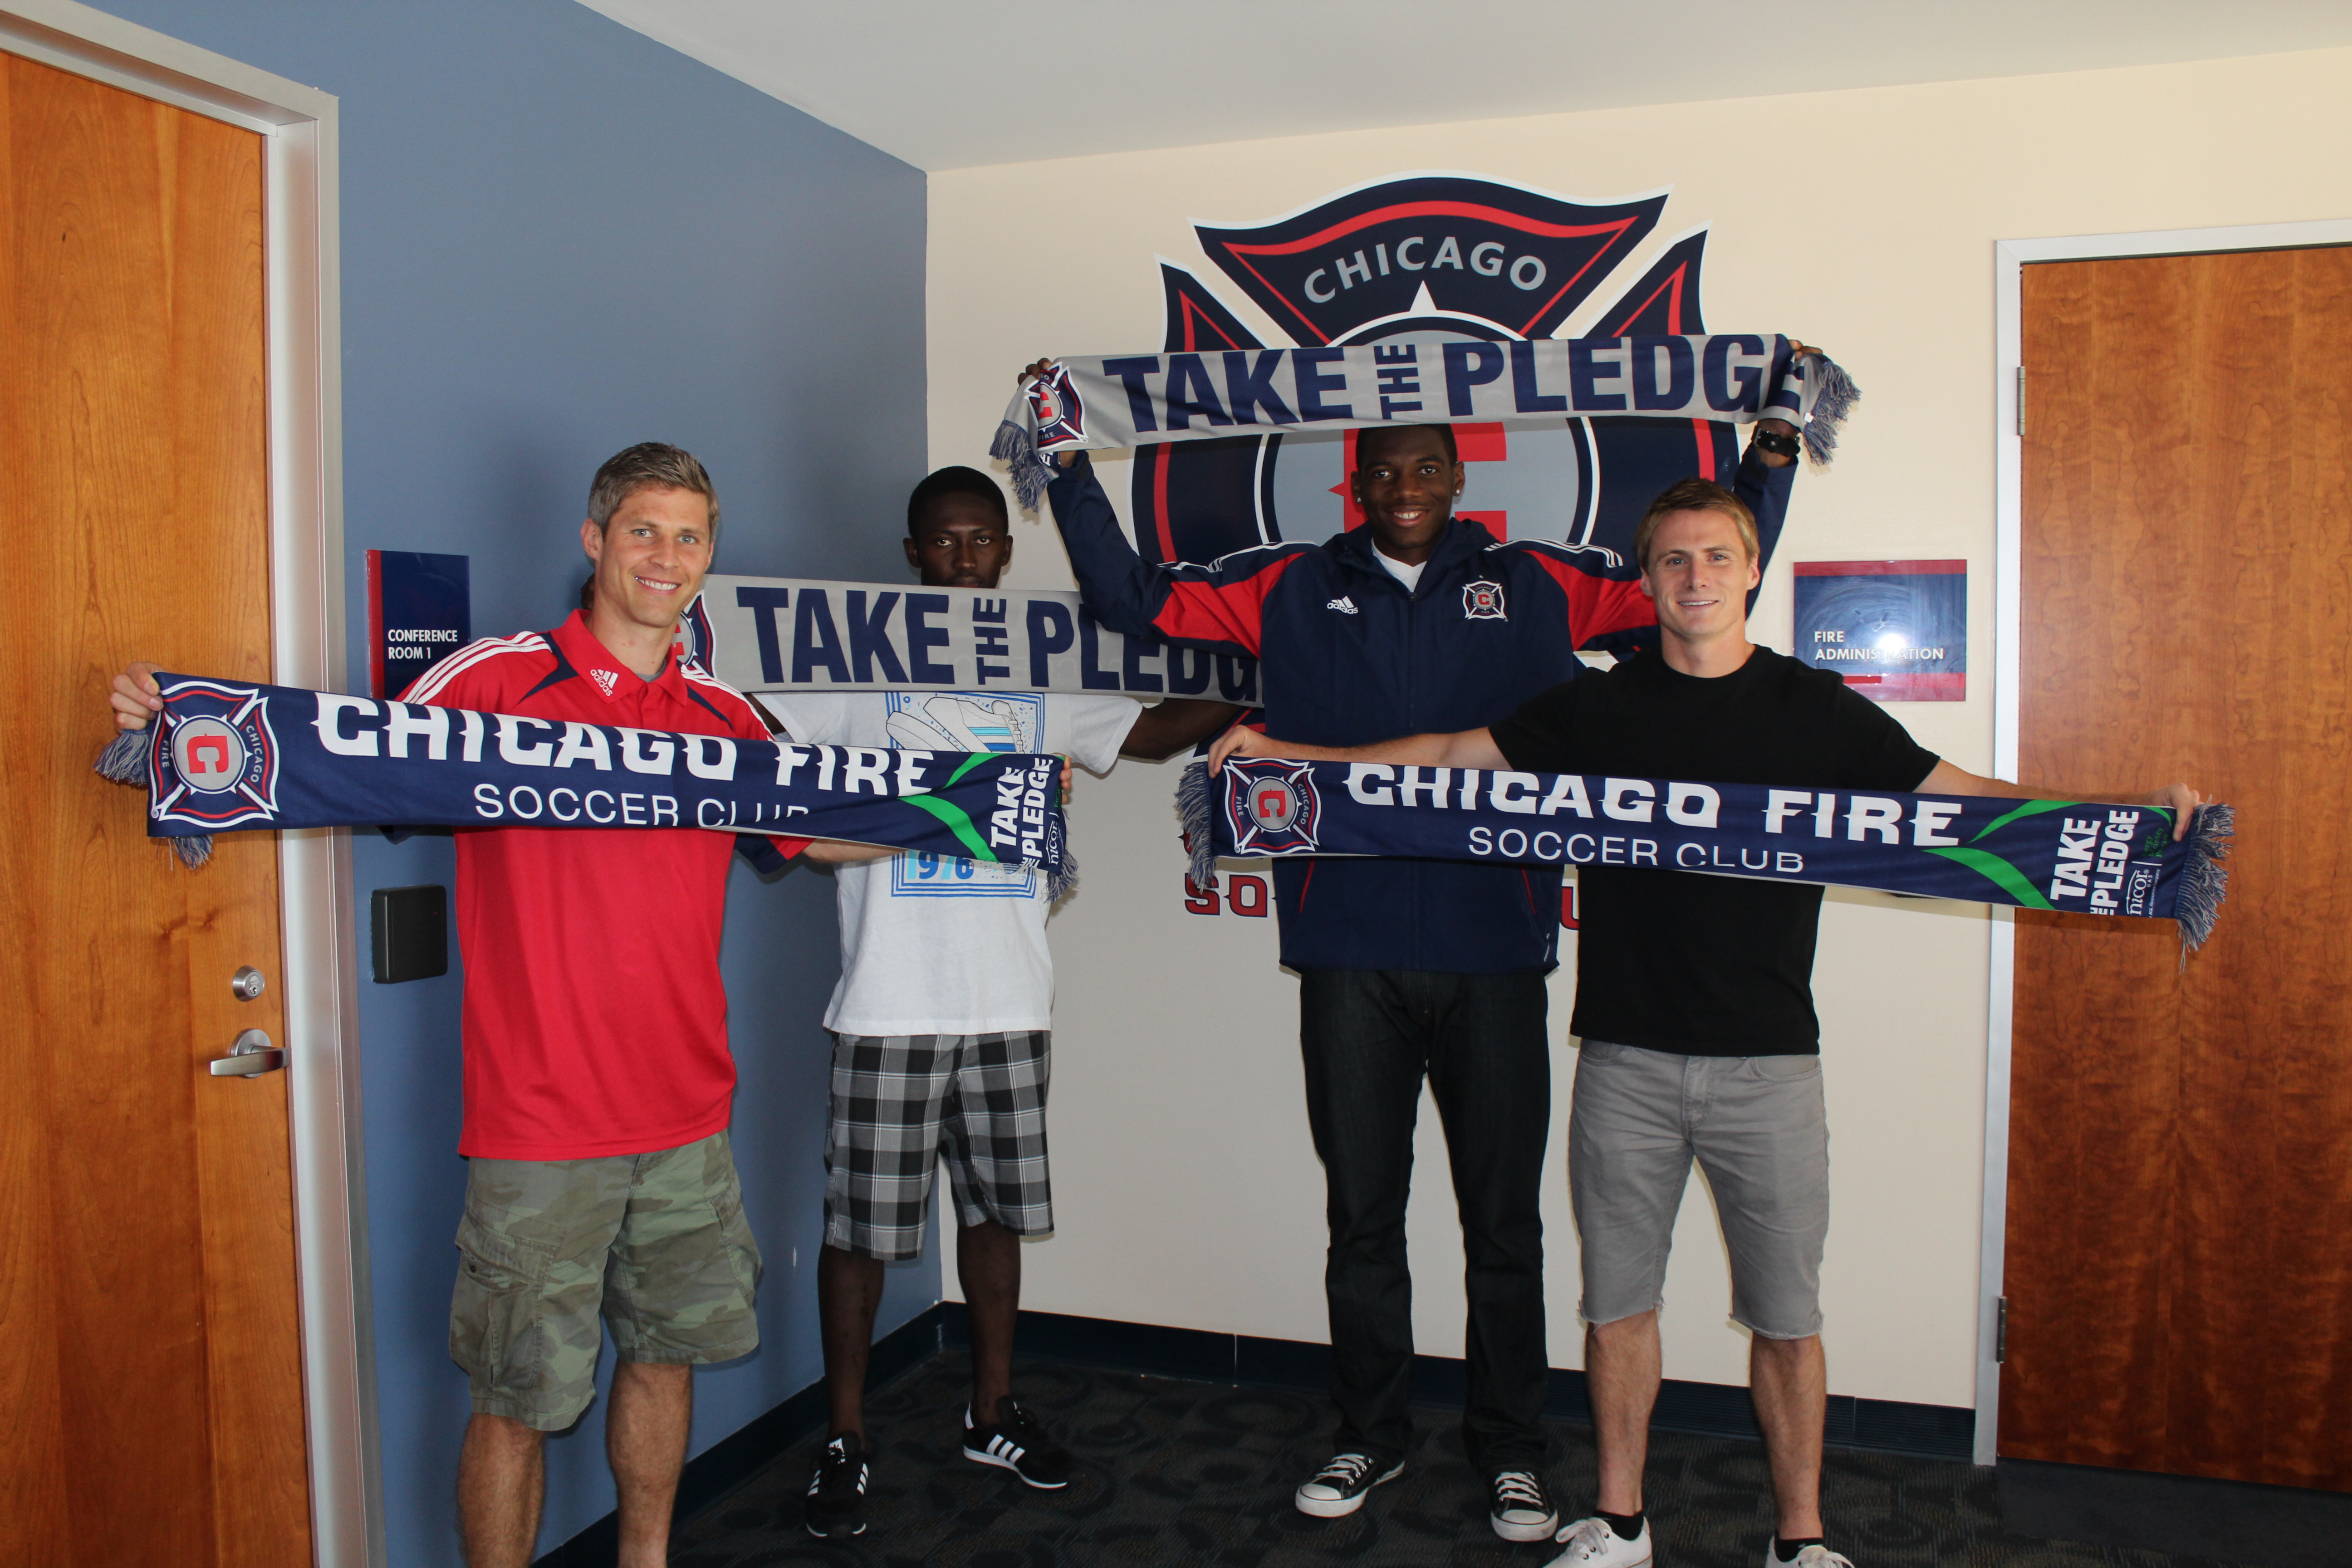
[403,610,805,1160]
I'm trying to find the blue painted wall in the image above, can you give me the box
[87,2,938,1560]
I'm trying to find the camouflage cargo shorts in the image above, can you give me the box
[450,1131,762,1431]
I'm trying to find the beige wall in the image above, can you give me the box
[924,48,2352,1407]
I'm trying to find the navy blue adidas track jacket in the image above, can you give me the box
[1047,451,1796,974]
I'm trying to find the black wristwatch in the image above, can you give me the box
[1752,427,1800,460]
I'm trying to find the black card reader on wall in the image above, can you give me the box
[371,884,449,984]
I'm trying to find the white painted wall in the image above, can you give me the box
[924,47,2352,1409]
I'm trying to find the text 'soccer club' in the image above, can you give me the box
[98,673,1072,893]
[1189,758,2233,950]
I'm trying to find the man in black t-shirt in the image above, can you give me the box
[1211,478,2201,1568]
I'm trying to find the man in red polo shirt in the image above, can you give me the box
[112,443,808,1568]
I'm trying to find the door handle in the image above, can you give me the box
[210,1028,285,1077]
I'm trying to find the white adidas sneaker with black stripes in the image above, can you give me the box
[962,1396,1074,1489]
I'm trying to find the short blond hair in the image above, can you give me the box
[588,442,720,542]
[1632,478,1756,570]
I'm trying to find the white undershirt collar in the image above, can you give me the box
[1373,545,1426,593]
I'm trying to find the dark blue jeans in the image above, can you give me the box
[1297,968,1553,1473]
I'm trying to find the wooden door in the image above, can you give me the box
[0,52,313,1565]
[2002,245,2352,1489]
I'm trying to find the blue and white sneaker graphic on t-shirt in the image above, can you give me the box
[883,693,1041,899]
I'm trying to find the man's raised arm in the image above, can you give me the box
[1020,358,1292,660]
[1734,424,1799,574]
[1729,339,1817,576]
[1207,721,1507,775]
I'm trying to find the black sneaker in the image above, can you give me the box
[1294,1450,1404,1518]
[803,1432,869,1538]
[1489,1468,1558,1541]
[962,1397,1074,1489]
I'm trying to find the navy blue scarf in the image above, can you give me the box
[97,673,1072,895]
[1185,759,2231,949]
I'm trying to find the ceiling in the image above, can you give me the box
[575,0,2352,172]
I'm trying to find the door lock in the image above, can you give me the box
[209,1029,285,1077]
[230,965,266,1001]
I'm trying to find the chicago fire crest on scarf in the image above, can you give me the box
[1183,758,2233,952]
[992,337,1857,511]
[94,673,1073,897]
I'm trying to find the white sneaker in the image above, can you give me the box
[1548,1516,1653,1568]
[1764,1548,1854,1568]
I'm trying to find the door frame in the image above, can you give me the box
[1977,215,2352,1465]
[0,3,376,1560]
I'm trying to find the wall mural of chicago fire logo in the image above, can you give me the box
[1135,172,1737,657]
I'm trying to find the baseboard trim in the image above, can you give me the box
[1998,1457,2352,1568]
[534,1302,949,1567]
[940,1303,1975,1461]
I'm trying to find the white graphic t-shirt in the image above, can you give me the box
[762,691,1136,1035]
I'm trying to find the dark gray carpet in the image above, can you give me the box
[667,1352,2254,1567]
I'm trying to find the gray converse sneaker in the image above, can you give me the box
[1293,1450,1404,1517]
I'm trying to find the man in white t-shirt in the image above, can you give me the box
[767,466,1235,1539]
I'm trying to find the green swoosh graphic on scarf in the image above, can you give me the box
[942,753,996,788]
[902,794,998,862]
[1967,798,2079,842]
[1924,846,2053,909]
[1967,797,2175,843]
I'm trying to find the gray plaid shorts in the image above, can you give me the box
[823,1031,1052,1262]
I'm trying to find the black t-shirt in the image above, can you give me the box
[1489,646,1939,1055]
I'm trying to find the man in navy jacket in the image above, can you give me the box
[1033,360,1799,1539]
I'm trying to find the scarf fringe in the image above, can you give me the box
[2175,802,2234,957]
[992,419,1053,514]
[95,729,213,866]
[95,726,149,784]
[1177,760,1216,888]
[1047,843,1079,905]
[1799,351,1861,467]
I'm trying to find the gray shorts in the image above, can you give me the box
[1568,1041,1829,1339]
